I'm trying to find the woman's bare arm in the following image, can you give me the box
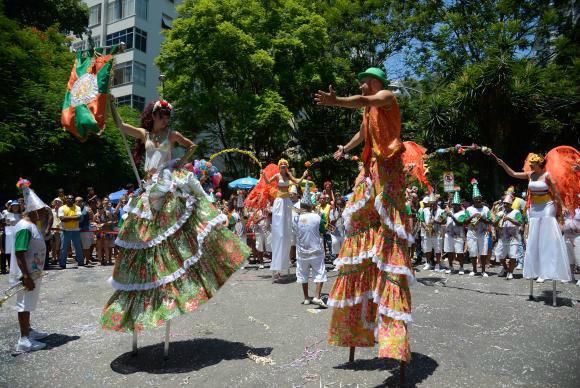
[109,98,147,142]
[261,172,279,185]
[494,156,529,180]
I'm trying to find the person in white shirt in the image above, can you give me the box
[253,209,271,269]
[10,180,50,352]
[3,200,21,274]
[493,193,524,280]
[329,199,345,263]
[562,208,580,286]
[443,191,468,274]
[419,194,446,271]
[465,180,492,277]
[292,198,327,307]
[289,185,301,265]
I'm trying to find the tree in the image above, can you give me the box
[0,6,140,201]
[2,0,89,35]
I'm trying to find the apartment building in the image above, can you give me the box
[72,0,180,111]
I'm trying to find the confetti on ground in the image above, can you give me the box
[247,351,275,366]
[248,316,270,330]
[279,339,327,369]
[307,308,323,314]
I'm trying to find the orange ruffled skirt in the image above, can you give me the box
[328,156,414,362]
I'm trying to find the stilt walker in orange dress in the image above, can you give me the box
[315,68,415,384]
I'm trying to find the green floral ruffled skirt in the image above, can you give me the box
[101,168,250,332]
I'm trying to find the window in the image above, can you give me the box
[136,0,148,20]
[89,4,102,26]
[106,27,146,52]
[115,94,145,111]
[161,13,173,29]
[134,27,147,52]
[71,40,85,52]
[112,61,132,86]
[133,62,146,86]
[108,0,135,23]
[91,35,101,48]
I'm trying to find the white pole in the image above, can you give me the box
[164,320,171,358]
[552,280,557,306]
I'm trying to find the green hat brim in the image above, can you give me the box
[357,72,388,86]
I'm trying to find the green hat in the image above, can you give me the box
[452,190,461,205]
[357,67,388,86]
[471,179,482,199]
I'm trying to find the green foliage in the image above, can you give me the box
[0,6,139,201]
[2,0,89,35]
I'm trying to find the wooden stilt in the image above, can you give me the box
[348,346,355,363]
[132,331,138,355]
[528,279,534,300]
[552,280,557,306]
[400,360,407,386]
[164,320,171,359]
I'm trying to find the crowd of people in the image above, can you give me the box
[0,184,137,274]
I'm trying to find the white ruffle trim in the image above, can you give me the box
[109,212,228,291]
[343,177,372,233]
[327,291,375,308]
[115,195,197,250]
[371,255,416,283]
[327,291,413,323]
[374,194,415,246]
[378,305,413,323]
[333,248,377,267]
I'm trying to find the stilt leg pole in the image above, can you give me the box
[528,279,534,300]
[132,331,138,355]
[400,360,407,386]
[552,280,557,307]
[164,320,171,359]
[349,346,355,363]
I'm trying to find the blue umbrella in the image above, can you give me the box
[108,188,140,204]
[344,192,354,201]
[228,177,259,189]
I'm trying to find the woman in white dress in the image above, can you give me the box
[495,153,572,292]
[260,159,308,282]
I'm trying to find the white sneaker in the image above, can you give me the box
[516,264,523,270]
[458,270,465,275]
[258,264,265,269]
[302,299,311,305]
[434,264,441,272]
[445,269,452,274]
[536,277,545,283]
[469,271,476,277]
[507,273,513,280]
[576,280,580,287]
[423,263,431,270]
[16,337,46,352]
[482,272,489,278]
[29,328,49,340]
[312,297,327,308]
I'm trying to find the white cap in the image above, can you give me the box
[422,196,430,203]
[502,193,514,204]
[290,185,298,194]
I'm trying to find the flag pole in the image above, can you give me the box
[109,42,143,190]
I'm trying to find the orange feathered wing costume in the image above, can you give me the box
[523,146,580,211]
[401,141,432,192]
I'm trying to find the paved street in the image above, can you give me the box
[1,262,579,388]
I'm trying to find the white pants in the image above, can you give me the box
[495,238,521,261]
[565,235,580,266]
[271,197,292,271]
[15,278,42,312]
[467,233,488,257]
[296,255,327,284]
[255,231,271,253]
[422,235,442,254]
[444,234,464,254]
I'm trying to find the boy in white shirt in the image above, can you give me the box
[465,180,492,277]
[444,191,467,274]
[493,193,523,280]
[292,198,327,307]
[419,194,446,271]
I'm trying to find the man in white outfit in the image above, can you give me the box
[465,180,492,277]
[292,192,328,307]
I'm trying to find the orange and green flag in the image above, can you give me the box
[61,45,119,142]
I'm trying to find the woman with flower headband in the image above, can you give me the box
[100,98,250,334]
[260,159,308,282]
[494,153,572,289]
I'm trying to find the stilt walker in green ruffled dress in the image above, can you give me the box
[101,97,250,352]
